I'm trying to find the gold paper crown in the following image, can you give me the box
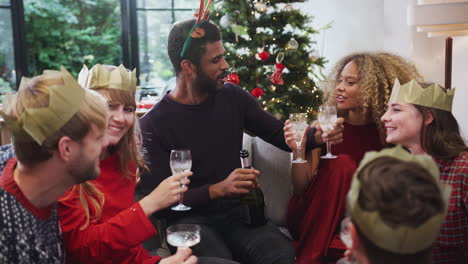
[389,79,455,112]
[348,146,451,254]
[0,66,85,145]
[78,64,137,92]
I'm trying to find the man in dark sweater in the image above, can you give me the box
[0,68,108,264]
[138,19,341,264]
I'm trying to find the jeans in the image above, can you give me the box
[166,198,295,264]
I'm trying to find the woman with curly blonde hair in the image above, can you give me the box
[283,52,421,264]
[326,52,422,147]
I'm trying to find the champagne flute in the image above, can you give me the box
[289,113,308,163]
[336,217,355,264]
[318,106,338,159]
[167,224,201,249]
[170,149,192,211]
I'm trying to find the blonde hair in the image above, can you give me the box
[97,88,146,176]
[68,65,146,229]
[7,73,108,166]
[325,52,422,141]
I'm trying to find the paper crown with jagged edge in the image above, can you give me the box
[389,79,455,112]
[78,64,137,92]
[348,146,451,254]
[0,66,85,145]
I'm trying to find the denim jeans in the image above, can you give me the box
[167,198,295,264]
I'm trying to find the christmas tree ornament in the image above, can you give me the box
[309,50,319,62]
[233,10,240,42]
[255,1,268,13]
[270,52,286,85]
[256,50,270,61]
[256,42,270,61]
[251,87,264,98]
[226,71,241,85]
[283,3,294,12]
[286,38,299,50]
[220,14,232,28]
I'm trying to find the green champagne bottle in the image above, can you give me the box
[240,149,267,226]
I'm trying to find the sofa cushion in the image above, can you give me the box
[247,135,292,227]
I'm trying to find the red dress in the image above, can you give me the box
[58,153,162,264]
[287,122,383,264]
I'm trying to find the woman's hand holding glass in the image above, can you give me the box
[139,170,192,216]
[166,224,201,263]
[284,117,310,164]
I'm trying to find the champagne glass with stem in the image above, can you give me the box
[170,149,192,211]
[318,105,338,159]
[289,113,308,163]
[336,217,355,264]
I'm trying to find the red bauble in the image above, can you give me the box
[251,87,264,98]
[226,72,240,85]
[257,50,270,61]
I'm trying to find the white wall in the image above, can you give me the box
[297,0,468,140]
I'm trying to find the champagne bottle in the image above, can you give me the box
[240,149,267,226]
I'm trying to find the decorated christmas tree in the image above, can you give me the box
[211,0,326,120]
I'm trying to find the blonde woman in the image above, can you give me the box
[58,64,196,264]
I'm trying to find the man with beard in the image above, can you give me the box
[0,67,108,264]
[138,18,340,264]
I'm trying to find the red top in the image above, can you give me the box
[58,153,161,264]
[330,122,383,165]
[433,152,468,264]
[0,158,53,219]
[287,122,383,264]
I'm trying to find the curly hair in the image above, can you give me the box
[325,52,422,141]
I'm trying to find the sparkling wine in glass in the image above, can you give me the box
[166,224,201,249]
[336,217,355,264]
[318,106,338,159]
[170,149,192,211]
[289,113,308,164]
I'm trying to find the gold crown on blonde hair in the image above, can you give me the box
[348,146,451,254]
[390,79,455,112]
[0,66,85,145]
[78,64,137,92]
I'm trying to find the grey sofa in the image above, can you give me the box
[242,133,293,238]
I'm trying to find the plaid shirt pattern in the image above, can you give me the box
[0,144,15,172]
[433,152,468,264]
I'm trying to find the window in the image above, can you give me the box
[2,0,198,101]
[0,0,16,103]
[136,0,198,96]
[23,0,123,76]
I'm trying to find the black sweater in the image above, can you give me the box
[138,83,316,210]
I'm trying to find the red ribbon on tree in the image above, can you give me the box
[226,71,240,85]
[251,87,264,98]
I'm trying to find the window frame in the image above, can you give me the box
[3,0,27,88]
[7,0,193,89]
[126,0,194,88]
